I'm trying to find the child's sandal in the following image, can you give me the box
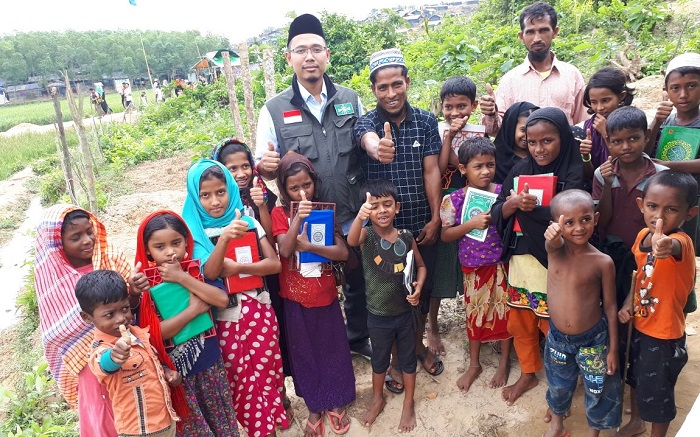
[327,409,351,435]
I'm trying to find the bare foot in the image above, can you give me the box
[614,419,646,437]
[489,360,510,388]
[543,424,568,437]
[388,366,404,386]
[361,396,386,427]
[427,328,446,356]
[501,373,538,405]
[543,407,570,423]
[398,399,417,433]
[456,365,482,392]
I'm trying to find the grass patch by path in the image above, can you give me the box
[0,131,77,180]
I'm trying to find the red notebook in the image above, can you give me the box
[224,229,264,294]
[513,174,558,233]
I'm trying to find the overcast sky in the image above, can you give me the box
[4,0,422,42]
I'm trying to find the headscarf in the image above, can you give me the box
[134,210,192,423]
[275,152,320,211]
[211,138,277,212]
[491,107,583,267]
[34,204,131,408]
[181,159,255,265]
[494,101,539,184]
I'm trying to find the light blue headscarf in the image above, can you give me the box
[181,159,255,266]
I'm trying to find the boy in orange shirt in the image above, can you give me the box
[617,171,698,437]
[76,270,182,437]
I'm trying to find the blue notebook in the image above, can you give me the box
[298,209,335,263]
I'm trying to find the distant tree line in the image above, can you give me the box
[0,30,231,85]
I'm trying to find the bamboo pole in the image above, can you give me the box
[238,41,257,146]
[262,48,277,101]
[221,50,245,140]
[50,86,77,204]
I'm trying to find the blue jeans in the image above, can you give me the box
[544,317,622,430]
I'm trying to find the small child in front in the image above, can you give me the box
[77,269,181,437]
[618,171,698,437]
[348,179,427,433]
[543,190,621,437]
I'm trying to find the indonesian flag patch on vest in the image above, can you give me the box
[283,109,302,124]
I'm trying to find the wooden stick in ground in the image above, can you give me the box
[620,269,638,426]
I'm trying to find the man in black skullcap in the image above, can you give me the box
[255,14,371,358]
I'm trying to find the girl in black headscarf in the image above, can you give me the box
[490,107,582,405]
[493,102,539,184]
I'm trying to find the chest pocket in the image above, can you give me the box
[333,115,357,155]
[280,124,318,160]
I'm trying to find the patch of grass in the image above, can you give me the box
[0,198,31,246]
[0,92,128,133]
[0,131,77,180]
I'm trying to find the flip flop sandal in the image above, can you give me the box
[305,415,325,437]
[327,409,351,435]
[384,373,405,394]
[418,353,445,376]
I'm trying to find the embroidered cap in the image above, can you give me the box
[287,14,325,46]
[665,52,700,79]
[369,48,406,75]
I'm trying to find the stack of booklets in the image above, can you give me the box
[224,229,264,293]
[656,126,700,161]
[513,174,557,233]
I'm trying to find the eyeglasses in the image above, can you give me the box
[289,45,328,56]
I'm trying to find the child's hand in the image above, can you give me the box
[651,218,672,259]
[449,116,469,136]
[617,300,636,324]
[296,222,311,251]
[357,192,373,221]
[599,156,614,186]
[407,282,422,306]
[579,128,593,157]
[592,114,607,139]
[129,261,149,293]
[297,190,313,219]
[377,122,396,164]
[157,256,186,283]
[187,293,211,316]
[606,351,617,376]
[478,83,497,116]
[111,325,132,365]
[249,177,265,207]
[544,215,565,241]
[654,91,673,123]
[509,182,537,212]
[222,209,249,241]
[164,367,182,386]
[467,211,491,230]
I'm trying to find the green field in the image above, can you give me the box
[0,89,154,133]
[0,131,78,180]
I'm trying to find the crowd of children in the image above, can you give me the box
[32,50,700,437]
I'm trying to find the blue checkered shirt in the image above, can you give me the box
[354,103,441,233]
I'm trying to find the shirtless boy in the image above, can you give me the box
[543,190,621,437]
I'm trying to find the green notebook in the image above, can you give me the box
[150,281,214,345]
[656,126,700,161]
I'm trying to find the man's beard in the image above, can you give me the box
[528,48,549,63]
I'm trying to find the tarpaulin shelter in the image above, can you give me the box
[191,49,240,70]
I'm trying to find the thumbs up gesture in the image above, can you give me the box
[260,141,280,175]
[111,324,132,365]
[358,192,374,221]
[655,91,673,123]
[129,261,148,294]
[478,83,497,116]
[545,215,566,242]
[651,219,673,258]
[224,208,249,241]
[377,122,396,164]
[600,156,614,185]
[509,182,537,212]
[449,115,470,135]
[580,128,593,157]
[297,190,313,219]
[249,176,264,206]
